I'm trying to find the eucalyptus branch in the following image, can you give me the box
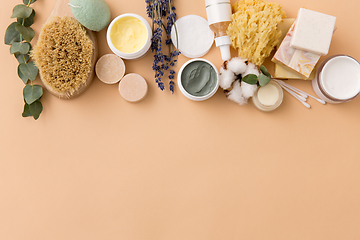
[4,0,43,120]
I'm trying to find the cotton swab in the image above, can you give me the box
[275,79,326,104]
[283,79,326,104]
[280,84,307,102]
[276,80,308,99]
[277,80,323,103]
[279,84,311,108]
[272,79,308,105]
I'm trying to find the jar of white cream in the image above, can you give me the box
[252,80,283,112]
[312,55,360,103]
[106,13,152,60]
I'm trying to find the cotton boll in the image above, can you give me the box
[226,80,247,105]
[219,67,236,90]
[243,62,259,77]
[241,81,258,99]
[227,57,248,75]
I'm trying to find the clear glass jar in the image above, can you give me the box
[252,80,284,112]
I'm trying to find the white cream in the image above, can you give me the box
[321,56,360,100]
[252,80,283,111]
[258,83,280,106]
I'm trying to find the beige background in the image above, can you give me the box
[1,0,360,239]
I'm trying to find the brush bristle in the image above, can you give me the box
[32,16,93,96]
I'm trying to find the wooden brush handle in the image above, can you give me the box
[49,0,73,19]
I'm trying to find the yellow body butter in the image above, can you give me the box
[110,16,147,53]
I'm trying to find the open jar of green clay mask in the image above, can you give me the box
[177,58,219,101]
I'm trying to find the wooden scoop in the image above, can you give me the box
[38,0,98,99]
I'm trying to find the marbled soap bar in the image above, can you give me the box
[288,49,320,78]
[272,21,320,79]
[290,8,336,55]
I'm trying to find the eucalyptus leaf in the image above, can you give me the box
[11,5,33,19]
[260,65,271,78]
[23,84,43,105]
[18,61,38,83]
[10,42,21,54]
[15,24,35,42]
[23,0,37,5]
[22,102,32,117]
[29,100,42,120]
[10,42,30,55]
[4,22,21,45]
[14,53,30,64]
[258,74,271,87]
[18,66,28,84]
[17,9,35,27]
[242,74,258,85]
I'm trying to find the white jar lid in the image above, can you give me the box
[171,15,214,59]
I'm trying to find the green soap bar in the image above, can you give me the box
[70,0,111,31]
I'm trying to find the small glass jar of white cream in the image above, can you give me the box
[312,55,360,103]
[252,80,284,112]
[106,13,152,60]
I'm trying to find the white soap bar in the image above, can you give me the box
[290,8,336,55]
[272,21,320,79]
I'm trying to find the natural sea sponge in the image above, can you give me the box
[32,16,93,97]
[227,0,286,65]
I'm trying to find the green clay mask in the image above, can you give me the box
[181,61,217,96]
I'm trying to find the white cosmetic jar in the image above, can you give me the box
[312,55,360,103]
[106,13,152,60]
[177,58,219,101]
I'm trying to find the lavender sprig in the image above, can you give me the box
[146,0,180,93]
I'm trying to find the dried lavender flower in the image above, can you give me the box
[146,0,180,93]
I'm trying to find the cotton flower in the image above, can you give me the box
[227,57,248,75]
[243,62,259,76]
[219,67,236,90]
[220,57,266,105]
[226,80,247,105]
[241,81,258,99]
